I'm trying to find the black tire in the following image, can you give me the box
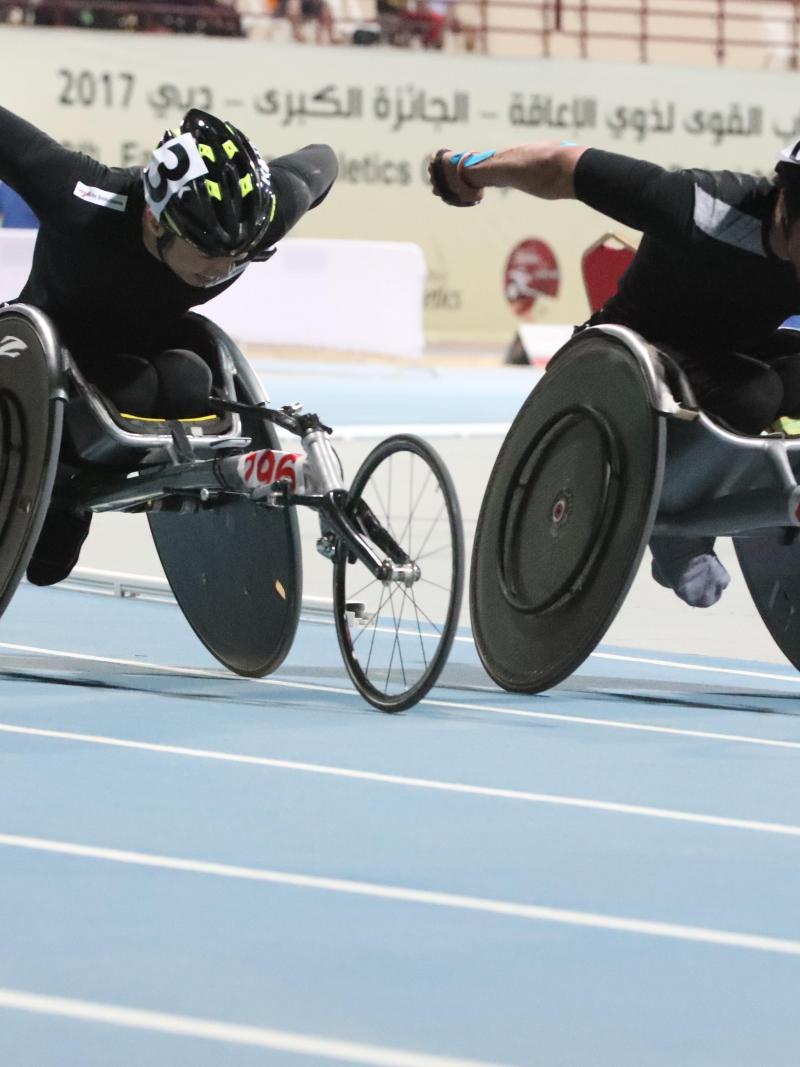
[471,331,665,692]
[148,334,302,677]
[0,306,66,619]
[333,434,464,711]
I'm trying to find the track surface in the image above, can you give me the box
[1,359,798,1065]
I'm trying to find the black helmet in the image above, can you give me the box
[143,109,276,257]
[775,141,800,223]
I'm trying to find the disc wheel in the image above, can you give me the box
[148,339,301,677]
[471,331,665,693]
[735,530,800,672]
[333,434,464,712]
[0,307,65,620]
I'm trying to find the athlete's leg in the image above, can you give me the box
[149,348,213,418]
[744,332,800,417]
[82,353,161,417]
[660,345,784,435]
[80,348,212,418]
[27,351,160,587]
[646,345,778,607]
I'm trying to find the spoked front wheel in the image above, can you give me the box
[333,434,464,712]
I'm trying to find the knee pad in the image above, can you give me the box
[151,348,213,419]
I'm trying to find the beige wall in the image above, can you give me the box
[0,24,796,344]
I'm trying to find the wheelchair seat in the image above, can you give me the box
[64,313,259,466]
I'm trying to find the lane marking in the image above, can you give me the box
[0,988,503,1066]
[590,650,800,685]
[1,831,799,957]
[41,570,800,686]
[1,722,800,839]
[1,641,800,752]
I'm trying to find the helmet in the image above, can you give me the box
[143,109,276,257]
[775,141,800,223]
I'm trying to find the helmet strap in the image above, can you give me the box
[156,231,177,264]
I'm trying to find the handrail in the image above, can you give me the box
[2,0,799,66]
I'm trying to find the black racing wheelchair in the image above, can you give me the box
[0,303,464,712]
[472,324,800,691]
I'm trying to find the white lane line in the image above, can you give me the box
[0,988,503,1067]
[425,698,800,750]
[60,569,800,687]
[1,640,799,752]
[2,722,800,839]
[1,831,799,957]
[591,650,800,685]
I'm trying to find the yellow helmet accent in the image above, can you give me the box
[198,143,216,162]
[240,174,254,197]
[222,139,239,160]
[269,196,277,224]
[205,179,222,201]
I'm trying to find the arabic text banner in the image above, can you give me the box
[0,27,796,340]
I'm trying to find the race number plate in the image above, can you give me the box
[237,449,306,495]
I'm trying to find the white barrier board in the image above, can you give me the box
[0,230,425,357]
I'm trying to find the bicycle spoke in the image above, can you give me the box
[407,495,447,561]
[394,465,435,550]
[364,478,400,545]
[347,571,384,602]
[415,544,455,562]
[403,589,444,635]
[384,582,408,692]
[418,576,456,595]
[353,581,394,681]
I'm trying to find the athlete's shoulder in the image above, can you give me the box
[685,168,773,214]
[64,164,142,222]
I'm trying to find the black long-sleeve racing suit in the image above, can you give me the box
[0,105,338,373]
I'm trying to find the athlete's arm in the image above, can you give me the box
[265,144,338,242]
[0,105,106,223]
[450,142,695,240]
[455,142,588,200]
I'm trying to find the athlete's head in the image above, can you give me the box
[775,141,800,231]
[142,109,275,283]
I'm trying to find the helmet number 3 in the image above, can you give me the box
[144,133,209,219]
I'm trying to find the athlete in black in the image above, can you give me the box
[428,141,800,607]
[0,105,338,585]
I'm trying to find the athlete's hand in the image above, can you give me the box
[428,149,485,207]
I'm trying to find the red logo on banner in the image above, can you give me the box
[503,239,560,317]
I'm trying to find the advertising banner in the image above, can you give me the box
[1,27,797,341]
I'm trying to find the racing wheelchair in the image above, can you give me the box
[472,324,800,691]
[0,303,464,711]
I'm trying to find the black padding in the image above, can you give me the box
[735,530,800,670]
[0,307,66,619]
[470,332,665,692]
[148,368,302,677]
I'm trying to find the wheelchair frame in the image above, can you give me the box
[0,303,464,712]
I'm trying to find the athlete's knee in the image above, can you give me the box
[713,367,783,434]
[771,354,800,416]
[151,348,213,418]
[96,354,160,417]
